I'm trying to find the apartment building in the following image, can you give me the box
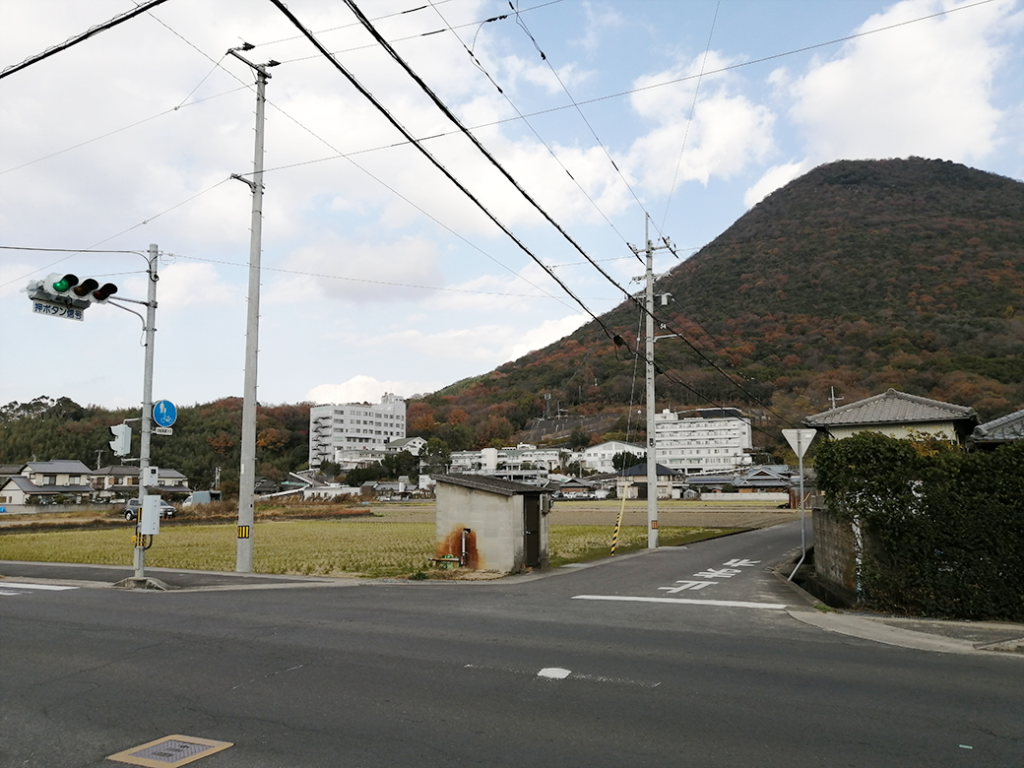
[309,393,406,468]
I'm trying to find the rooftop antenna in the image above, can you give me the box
[829,386,845,410]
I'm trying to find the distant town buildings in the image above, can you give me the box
[0,460,191,507]
[308,393,407,468]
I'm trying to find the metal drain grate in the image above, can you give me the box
[107,735,233,767]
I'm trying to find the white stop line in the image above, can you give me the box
[573,595,787,610]
[0,582,78,596]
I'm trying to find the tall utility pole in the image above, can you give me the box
[228,44,277,573]
[630,215,675,549]
[134,243,159,580]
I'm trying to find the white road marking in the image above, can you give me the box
[573,595,787,610]
[0,582,77,592]
[538,667,572,680]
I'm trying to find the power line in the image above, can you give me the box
[266,0,619,344]
[0,0,174,80]
[0,87,249,176]
[659,0,720,232]
[330,0,671,355]
[317,1,810,424]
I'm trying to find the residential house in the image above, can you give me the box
[0,460,94,505]
[804,389,977,444]
[92,465,190,500]
[970,408,1024,449]
[386,436,427,456]
[615,463,679,500]
[685,465,795,504]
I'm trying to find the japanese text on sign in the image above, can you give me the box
[32,300,84,321]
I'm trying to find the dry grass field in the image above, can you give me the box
[0,498,792,578]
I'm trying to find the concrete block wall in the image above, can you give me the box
[435,484,526,573]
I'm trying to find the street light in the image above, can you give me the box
[227,44,278,573]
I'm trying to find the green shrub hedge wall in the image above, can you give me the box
[815,433,1024,621]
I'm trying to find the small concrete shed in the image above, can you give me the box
[433,474,551,574]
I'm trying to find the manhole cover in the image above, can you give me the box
[107,735,233,766]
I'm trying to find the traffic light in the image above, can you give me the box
[26,273,118,309]
[109,423,132,457]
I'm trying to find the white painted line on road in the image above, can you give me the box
[538,667,572,679]
[0,582,77,591]
[573,595,787,610]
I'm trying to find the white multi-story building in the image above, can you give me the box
[448,443,560,486]
[579,440,645,473]
[309,393,406,468]
[654,407,752,475]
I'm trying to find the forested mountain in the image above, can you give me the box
[4,158,1023,476]
[410,158,1024,449]
[0,397,310,496]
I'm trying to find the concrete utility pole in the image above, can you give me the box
[630,215,676,549]
[229,45,278,573]
[133,243,159,580]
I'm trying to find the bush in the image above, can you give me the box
[816,434,1024,621]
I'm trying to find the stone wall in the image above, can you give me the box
[812,507,858,600]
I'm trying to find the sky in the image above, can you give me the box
[1,0,1022,412]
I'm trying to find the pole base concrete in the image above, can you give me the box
[113,576,171,591]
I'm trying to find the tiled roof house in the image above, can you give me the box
[805,389,977,443]
[970,408,1024,448]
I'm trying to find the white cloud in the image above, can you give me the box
[157,261,241,308]
[306,375,433,404]
[508,313,590,359]
[573,2,625,52]
[786,0,1020,164]
[744,160,812,207]
[626,52,776,192]
[269,231,444,304]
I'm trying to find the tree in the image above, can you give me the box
[381,450,419,480]
[421,438,451,476]
[345,465,386,486]
[612,451,644,471]
[569,427,592,451]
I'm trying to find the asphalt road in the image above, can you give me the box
[2,524,1022,768]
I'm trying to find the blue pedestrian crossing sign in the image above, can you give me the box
[153,400,177,428]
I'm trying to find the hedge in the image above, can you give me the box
[815,433,1024,621]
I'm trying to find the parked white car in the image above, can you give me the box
[123,498,175,521]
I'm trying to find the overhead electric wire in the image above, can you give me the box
[503,1,641,256]
[0,86,249,176]
[0,244,616,303]
[297,0,797,422]
[265,0,616,342]
[659,0,720,232]
[0,0,174,80]
[427,0,637,254]
[267,0,562,64]
[335,0,634,307]
[3,0,990,429]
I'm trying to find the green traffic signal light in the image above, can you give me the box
[52,274,79,293]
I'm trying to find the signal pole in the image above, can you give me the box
[228,44,277,573]
[133,243,159,581]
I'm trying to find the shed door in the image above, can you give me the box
[524,495,541,567]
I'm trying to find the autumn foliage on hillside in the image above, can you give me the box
[414,158,1024,448]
